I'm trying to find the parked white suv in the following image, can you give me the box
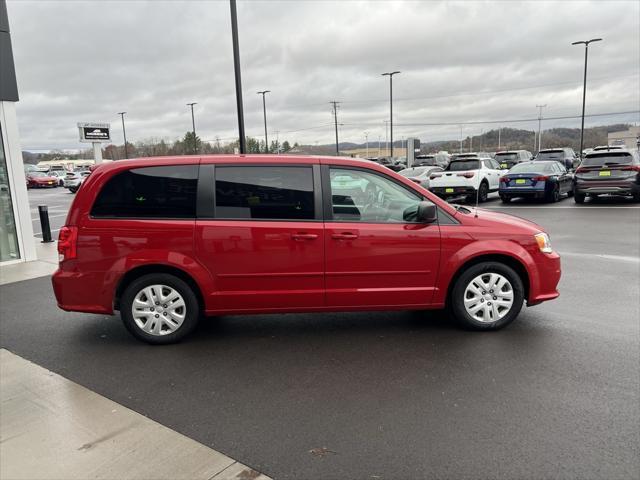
[429,156,503,203]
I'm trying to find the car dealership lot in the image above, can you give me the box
[2,188,638,479]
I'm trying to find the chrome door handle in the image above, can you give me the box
[291,233,318,241]
[332,233,359,240]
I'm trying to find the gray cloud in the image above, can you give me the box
[6,0,640,151]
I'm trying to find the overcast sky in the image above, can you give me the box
[7,0,640,151]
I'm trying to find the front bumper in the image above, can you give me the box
[528,251,561,306]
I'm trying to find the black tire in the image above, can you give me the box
[546,183,560,203]
[574,190,585,204]
[69,187,77,194]
[500,195,511,203]
[632,190,640,203]
[120,273,200,344]
[566,188,574,197]
[449,262,525,331]
[478,181,489,202]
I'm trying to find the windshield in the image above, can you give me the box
[495,153,518,160]
[537,150,565,160]
[508,162,555,174]
[582,153,633,167]
[30,172,46,177]
[446,160,480,171]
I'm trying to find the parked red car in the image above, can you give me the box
[52,155,561,344]
[27,171,59,188]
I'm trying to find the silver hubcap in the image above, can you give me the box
[463,273,514,323]
[132,285,186,336]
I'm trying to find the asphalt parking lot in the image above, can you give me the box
[28,186,74,238]
[2,187,639,479]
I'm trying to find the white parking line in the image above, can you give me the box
[31,213,68,221]
[560,251,640,263]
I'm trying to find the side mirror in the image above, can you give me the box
[417,201,438,223]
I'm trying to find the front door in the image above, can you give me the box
[323,166,441,308]
[195,164,325,312]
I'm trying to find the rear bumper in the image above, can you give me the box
[431,186,476,198]
[52,268,116,315]
[574,179,640,195]
[500,187,546,198]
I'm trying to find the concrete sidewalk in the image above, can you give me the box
[0,349,271,480]
[0,241,58,286]
[0,247,272,480]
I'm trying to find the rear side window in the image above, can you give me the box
[91,165,198,218]
[215,166,314,220]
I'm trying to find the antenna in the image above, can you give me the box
[474,179,480,218]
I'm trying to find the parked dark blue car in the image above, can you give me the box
[499,161,573,203]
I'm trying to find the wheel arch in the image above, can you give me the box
[445,253,530,306]
[114,264,205,313]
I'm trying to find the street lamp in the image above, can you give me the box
[186,102,197,154]
[536,104,547,152]
[230,0,246,154]
[382,71,400,158]
[364,131,369,158]
[572,38,602,158]
[117,112,128,159]
[257,90,270,153]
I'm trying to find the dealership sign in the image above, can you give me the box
[78,122,110,143]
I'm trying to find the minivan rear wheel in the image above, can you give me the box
[120,273,199,344]
[450,262,524,330]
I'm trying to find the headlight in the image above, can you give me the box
[535,232,553,253]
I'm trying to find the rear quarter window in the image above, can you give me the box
[91,165,198,218]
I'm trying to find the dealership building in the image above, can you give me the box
[1,0,36,265]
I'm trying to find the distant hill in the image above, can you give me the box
[301,124,633,155]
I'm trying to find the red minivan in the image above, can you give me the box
[52,155,561,344]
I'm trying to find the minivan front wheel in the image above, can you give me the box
[450,262,524,330]
[121,273,199,344]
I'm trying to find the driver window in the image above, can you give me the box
[329,168,422,223]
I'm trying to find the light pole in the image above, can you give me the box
[382,71,400,158]
[229,0,246,153]
[186,102,197,154]
[257,90,270,153]
[364,131,369,158]
[572,38,602,158]
[330,101,340,155]
[536,104,547,152]
[117,112,128,159]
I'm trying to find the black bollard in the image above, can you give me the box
[38,205,54,243]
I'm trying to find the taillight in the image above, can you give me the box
[499,176,509,182]
[575,167,588,173]
[532,176,549,181]
[621,165,640,172]
[430,173,443,180]
[456,172,475,178]
[57,226,78,262]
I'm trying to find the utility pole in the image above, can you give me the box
[382,71,400,158]
[364,131,369,158]
[536,104,547,152]
[257,90,270,153]
[186,102,197,154]
[330,101,340,155]
[572,38,603,158]
[229,0,246,153]
[117,112,128,159]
